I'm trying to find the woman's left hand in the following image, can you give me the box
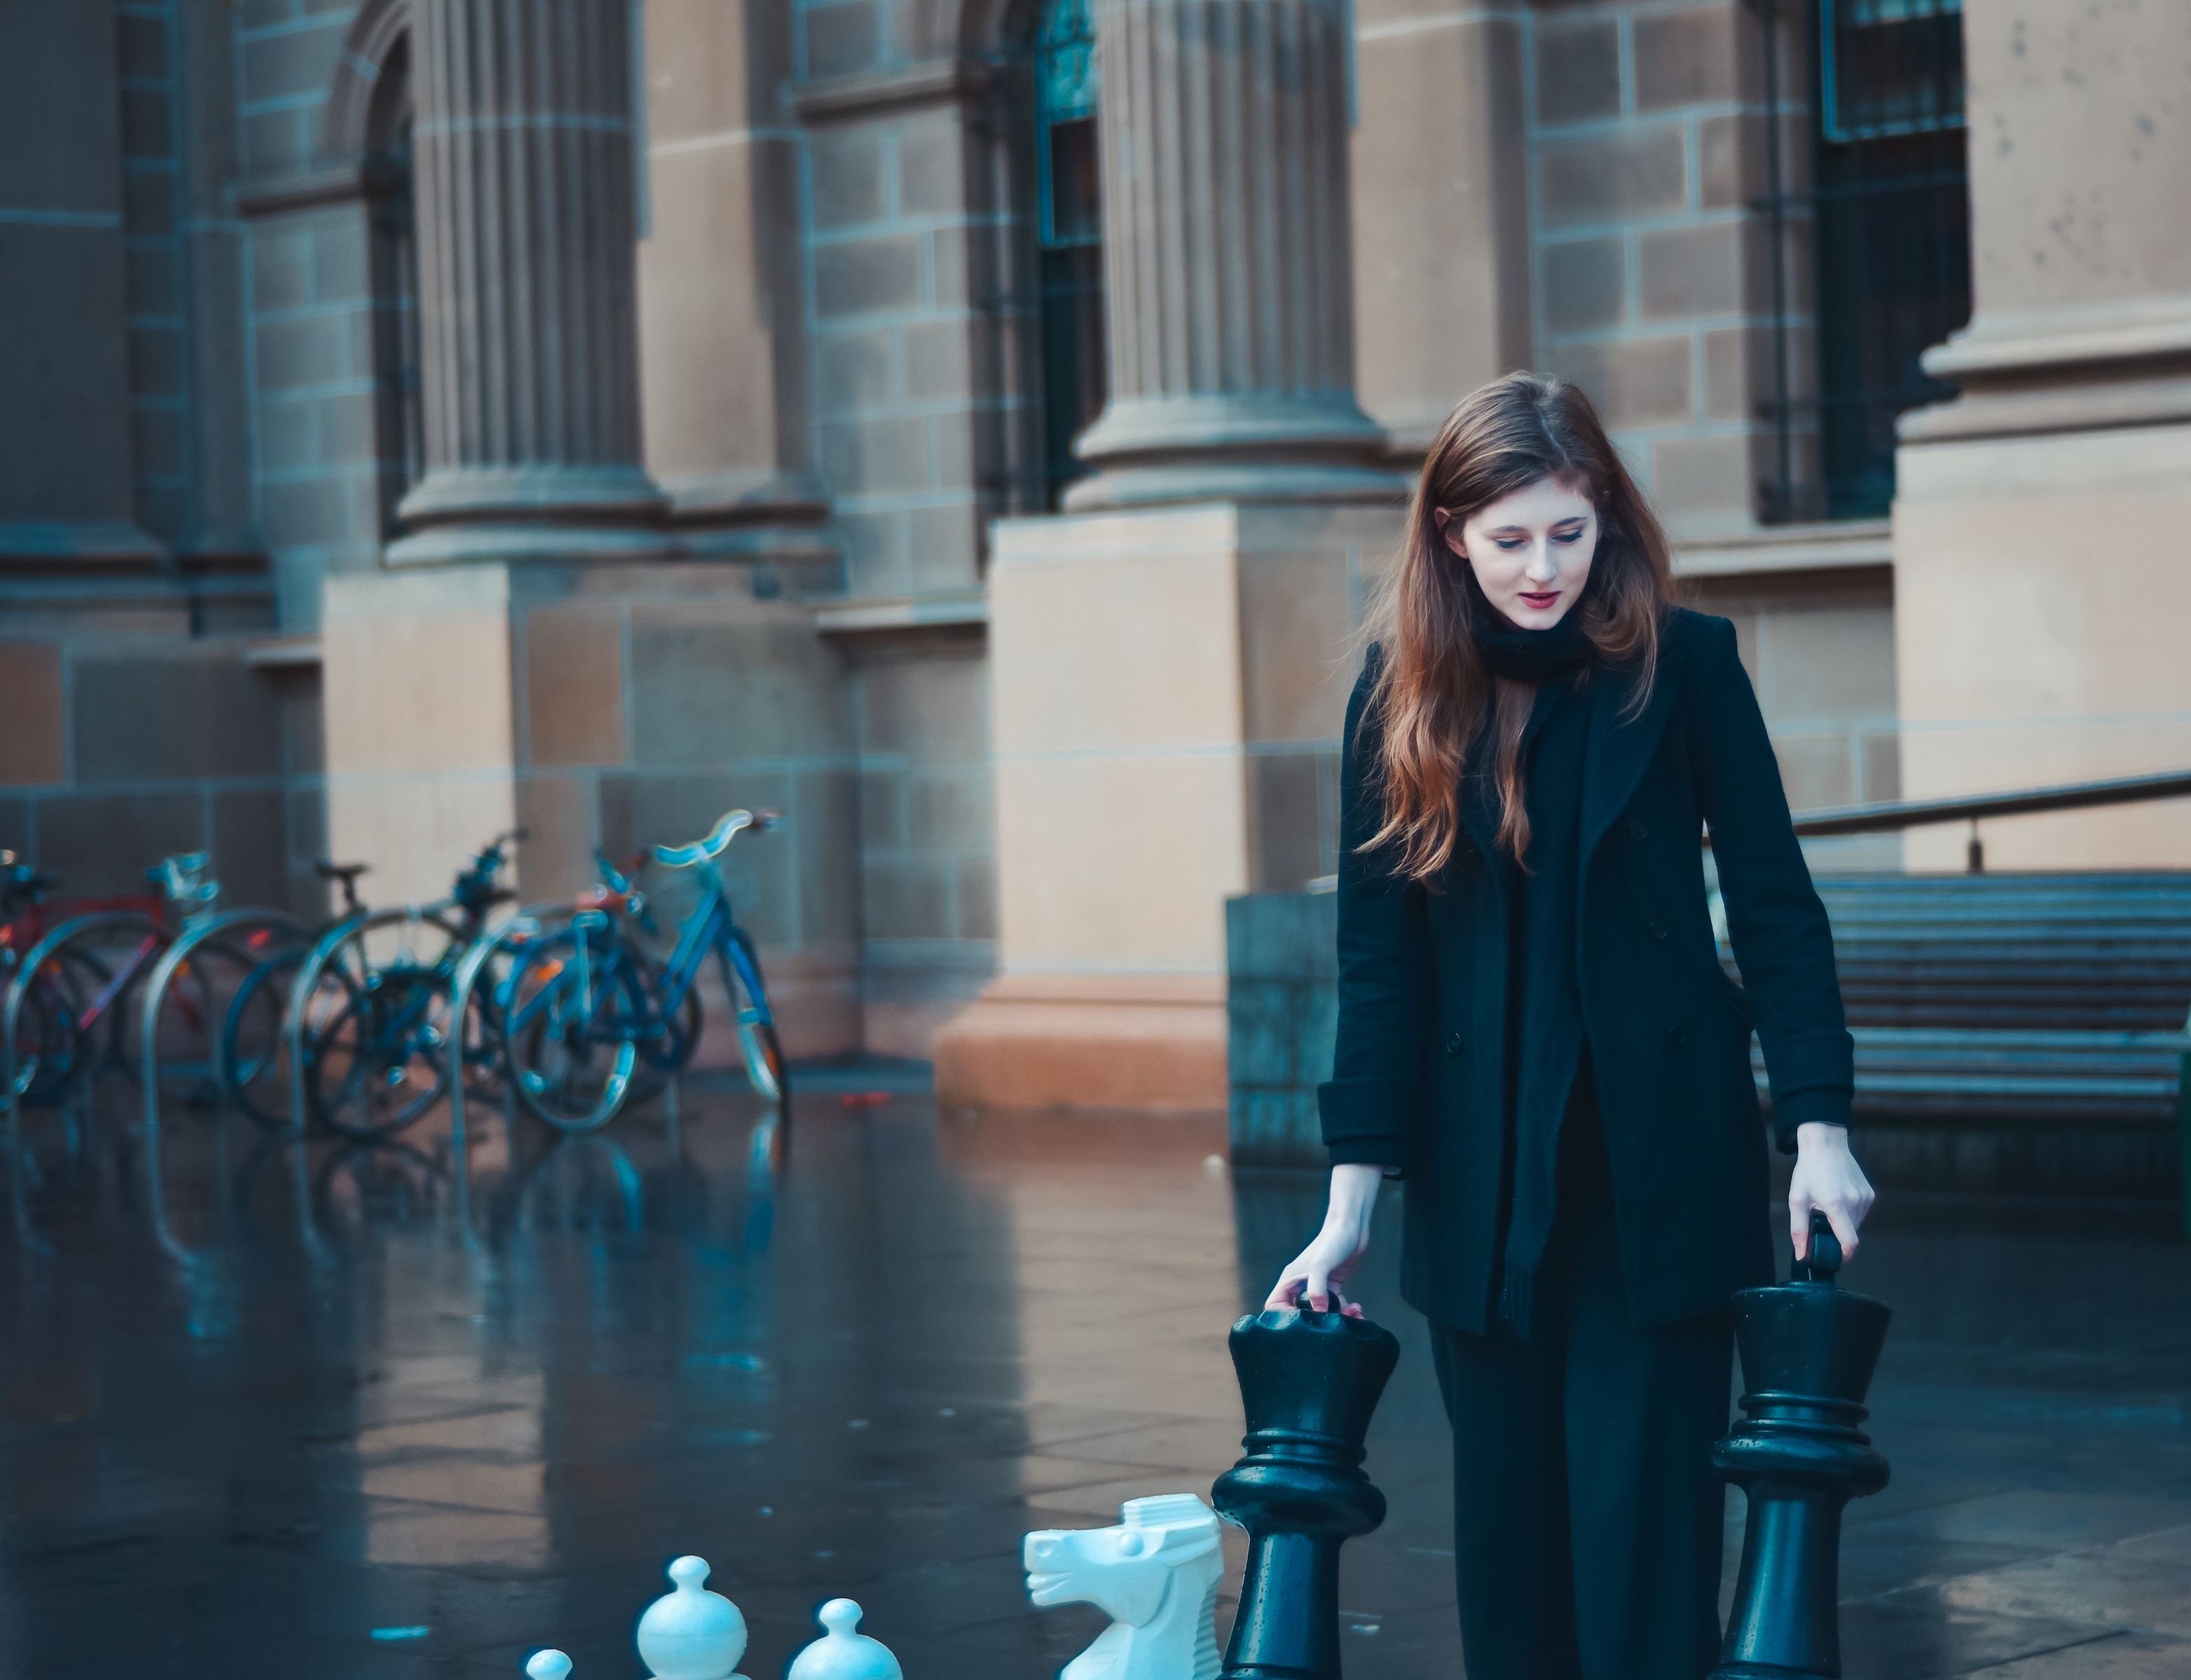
[1789,1122,1875,1265]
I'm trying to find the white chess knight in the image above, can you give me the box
[1024,1494,1225,1680]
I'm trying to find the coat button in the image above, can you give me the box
[1664,1021,1687,1047]
[1628,816,1649,841]
[1445,1031,1464,1056]
[1647,916,1670,941]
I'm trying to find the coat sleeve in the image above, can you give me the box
[1316,645,1431,1172]
[1685,614,1855,1153]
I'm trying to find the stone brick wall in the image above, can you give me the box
[235,0,392,629]
[1528,0,1808,537]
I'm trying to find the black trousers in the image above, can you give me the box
[1429,1087,1736,1680]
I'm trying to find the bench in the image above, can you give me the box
[1727,872,2191,1197]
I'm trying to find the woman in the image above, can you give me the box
[1264,373,1875,1680]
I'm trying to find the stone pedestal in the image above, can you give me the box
[391,0,671,565]
[1890,0,2191,868]
[320,562,863,1060]
[933,499,1401,1113]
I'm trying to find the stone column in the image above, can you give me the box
[0,4,163,565]
[1890,0,2191,867]
[390,0,671,564]
[1064,0,1401,508]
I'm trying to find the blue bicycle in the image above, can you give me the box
[497,809,788,1133]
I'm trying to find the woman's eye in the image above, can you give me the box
[1494,538,1525,551]
[1554,528,1584,544]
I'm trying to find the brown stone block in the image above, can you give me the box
[1237,547,1353,743]
[0,795,32,858]
[905,317,978,402]
[1698,110,1790,212]
[1544,333,1693,428]
[1537,126,1687,228]
[819,414,928,495]
[856,652,987,761]
[73,653,282,783]
[836,507,911,599]
[511,773,599,902]
[0,643,66,787]
[524,604,626,769]
[1633,3,1758,111]
[1542,235,1627,335]
[279,679,324,777]
[858,766,904,848]
[804,0,879,80]
[863,852,954,940]
[1535,16,1622,125]
[813,233,923,318]
[1651,433,1754,518]
[955,853,997,942]
[1638,219,1748,319]
[895,113,971,219]
[287,782,327,880]
[930,975,1228,1113]
[1861,731,1902,805]
[1759,603,1899,723]
[1246,750,1326,893]
[794,766,863,945]
[810,128,888,229]
[907,500,981,591]
[926,223,970,308]
[1769,732,1855,813]
[34,790,207,898]
[908,766,992,852]
[814,327,898,415]
[211,787,291,911]
[626,615,849,765]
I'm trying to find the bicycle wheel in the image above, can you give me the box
[499,922,646,1133]
[721,926,788,1108]
[8,969,76,1103]
[221,948,303,1129]
[308,965,453,1141]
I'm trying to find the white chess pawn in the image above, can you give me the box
[526,1653,573,1680]
[785,1599,902,1680]
[637,1556,751,1680]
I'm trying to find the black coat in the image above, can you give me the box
[1317,606,1855,1333]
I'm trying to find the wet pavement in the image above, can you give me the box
[1,1069,2188,1678]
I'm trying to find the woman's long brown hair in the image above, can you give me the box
[1356,371,1674,881]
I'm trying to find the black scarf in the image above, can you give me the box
[1465,598,1601,1340]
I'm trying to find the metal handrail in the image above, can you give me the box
[1788,768,2191,841]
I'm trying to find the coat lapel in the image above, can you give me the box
[1579,634,1684,865]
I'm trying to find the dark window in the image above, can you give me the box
[1757,0,1971,522]
[1032,0,1105,508]
[364,36,424,537]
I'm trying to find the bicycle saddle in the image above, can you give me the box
[315,860,371,885]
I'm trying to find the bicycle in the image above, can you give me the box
[221,834,521,1141]
[497,809,788,1134]
[7,853,241,1108]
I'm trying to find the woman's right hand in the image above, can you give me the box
[1264,1163,1385,1316]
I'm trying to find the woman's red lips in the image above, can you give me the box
[1519,591,1558,605]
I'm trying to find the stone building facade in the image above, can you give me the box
[0,0,2185,1106]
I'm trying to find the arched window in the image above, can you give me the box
[1031,0,1104,507]
[363,35,423,536]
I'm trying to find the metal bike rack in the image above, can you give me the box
[0,911,162,1251]
[444,903,575,1240]
[275,904,465,1138]
[139,907,311,1263]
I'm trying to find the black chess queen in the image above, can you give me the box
[1264,371,1876,1680]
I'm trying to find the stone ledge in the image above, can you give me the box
[933,971,1228,1115]
[1671,518,1893,579]
[791,59,994,126]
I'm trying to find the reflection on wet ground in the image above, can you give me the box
[1,1069,2187,1676]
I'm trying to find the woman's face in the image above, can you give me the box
[1434,475,1600,631]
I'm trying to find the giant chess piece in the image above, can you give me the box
[1711,1211,1892,1680]
[1024,1493,1226,1680]
[1211,1304,1400,1680]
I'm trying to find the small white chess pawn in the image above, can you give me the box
[526,1653,573,1680]
[637,1556,750,1680]
[785,1599,901,1680]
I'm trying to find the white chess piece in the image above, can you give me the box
[637,1555,751,1680]
[526,1652,573,1680]
[1024,1494,1224,1680]
[785,1598,902,1680]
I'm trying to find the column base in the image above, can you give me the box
[932,974,1228,1115]
[389,464,675,565]
[1064,394,1407,511]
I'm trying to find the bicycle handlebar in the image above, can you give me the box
[652,808,778,869]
